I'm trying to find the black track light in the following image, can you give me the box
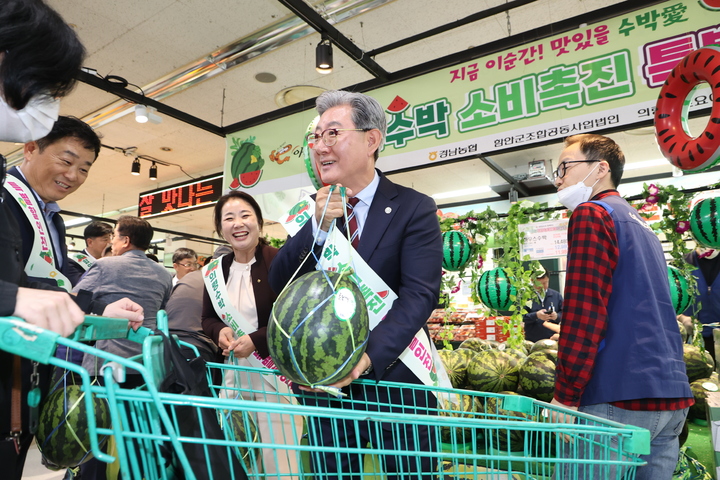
[149,162,157,180]
[131,158,141,175]
[316,38,333,74]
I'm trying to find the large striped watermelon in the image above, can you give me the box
[458,337,494,353]
[227,410,260,470]
[683,344,714,382]
[438,393,482,444]
[518,350,557,402]
[480,392,529,452]
[689,378,720,420]
[690,197,720,248]
[442,231,472,271]
[654,45,720,172]
[437,349,470,389]
[268,270,370,386]
[466,349,519,393]
[477,268,516,311]
[35,385,110,468]
[668,265,693,315]
[529,339,558,354]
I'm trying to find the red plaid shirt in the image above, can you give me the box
[555,190,693,411]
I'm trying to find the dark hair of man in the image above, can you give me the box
[0,0,85,110]
[172,247,197,264]
[83,221,113,240]
[116,215,153,251]
[212,191,267,247]
[316,90,387,162]
[564,134,625,187]
[35,116,101,160]
[146,253,159,263]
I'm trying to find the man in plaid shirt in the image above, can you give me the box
[551,134,692,480]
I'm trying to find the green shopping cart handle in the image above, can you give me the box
[0,316,153,364]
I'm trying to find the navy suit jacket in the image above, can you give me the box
[269,171,443,385]
[522,287,563,342]
[5,166,81,288]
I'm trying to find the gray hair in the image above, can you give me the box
[316,90,386,161]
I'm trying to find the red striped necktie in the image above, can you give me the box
[347,197,360,248]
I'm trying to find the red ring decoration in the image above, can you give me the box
[655,44,720,172]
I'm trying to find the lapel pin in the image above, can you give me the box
[385,207,392,214]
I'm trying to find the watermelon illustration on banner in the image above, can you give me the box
[690,197,720,248]
[278,195,315,236]
[477,268,517,311]
[667,265,692,315]
[441,230,471,271]
[268,270,370,386]
[303,115,328,190]
[229,136,265,189]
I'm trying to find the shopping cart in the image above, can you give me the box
[0,313,651,480]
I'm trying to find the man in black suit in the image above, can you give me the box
[4,116,100,289]
[269,90,442,479]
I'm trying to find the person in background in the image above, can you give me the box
[202,191,302,479]
[68,221,112,274]
[551,133,692,479]
[523,267,562,342]
[268,90,442,478]
[171,247,198,286]
[0,1,143,478]
[102,244,113,257]
[165,247,230,364]
[76,216,172,386]
[678,246,720,363]
[5,115,102,289]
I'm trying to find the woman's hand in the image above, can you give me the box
[226,334,256,358]
[218,327,235,354]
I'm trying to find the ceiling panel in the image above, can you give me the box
[2,0,697,251]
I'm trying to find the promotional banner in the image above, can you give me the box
[225,0,720,219]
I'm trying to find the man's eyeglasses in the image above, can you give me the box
[306,128,369,147]
[553,160,600,180]
[177,262,199,269]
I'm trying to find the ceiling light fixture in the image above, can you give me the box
[135,104,148,123]
[316,38,333,74]
[149,162,158,180]
[135,104,162,124]
[131,158,141,175]
[509,188,519,204]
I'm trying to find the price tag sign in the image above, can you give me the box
[519,219,569,260]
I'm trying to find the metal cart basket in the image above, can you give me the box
[0,313,650,480]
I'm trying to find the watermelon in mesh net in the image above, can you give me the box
[268,270,370,386]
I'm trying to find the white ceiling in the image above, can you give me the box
[0,0,701,256]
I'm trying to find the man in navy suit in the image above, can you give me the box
[269,90,442,479]
[5,116,100,289]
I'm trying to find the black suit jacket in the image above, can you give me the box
[5,166,81,287]
[269,171,443,384]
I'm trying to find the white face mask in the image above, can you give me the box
[0,94,60,143]
[557,163,600,210]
